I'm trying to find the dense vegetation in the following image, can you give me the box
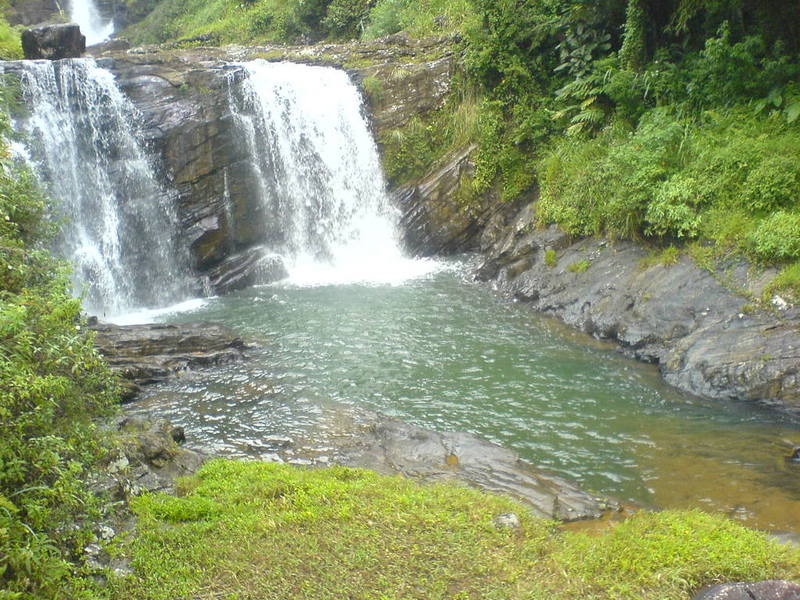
[0,90,119,597]
[125,0,800,298]
[112,459,800,599]
[0,1,22,59]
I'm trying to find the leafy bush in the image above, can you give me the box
[0,107,118,597]
[362,0,409,37]
[363,0,475,40]
[748,211,800,261]
[323,0,372,38]
[0,16,21,60]
[537,105,800,257]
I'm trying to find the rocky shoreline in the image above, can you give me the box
[95,320,612,523]
[397,152,800,415]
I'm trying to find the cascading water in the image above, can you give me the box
[227,61,433,286]
[10,59,192,317]
[69,0,114,46]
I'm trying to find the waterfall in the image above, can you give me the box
[69,0,114,46]
[10,59,192,317]
[227,60,431,286]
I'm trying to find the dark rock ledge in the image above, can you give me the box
[91,320,247,399]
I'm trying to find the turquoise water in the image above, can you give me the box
[132,261,800,531]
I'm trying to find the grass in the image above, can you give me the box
[764,260,800,303]
[380,85,481,186]
[639,246,681,269]
[110,459,800,600]
[567,259,591,273]
[544,248,557,267]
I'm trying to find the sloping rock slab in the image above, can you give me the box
[692,580,800,600]
[474,200,800,413]
[316,410,613,522]
[92,321,246,397]
[22,23,86,59]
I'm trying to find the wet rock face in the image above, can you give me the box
[6,0,62,26]
[91,321,247,398]
[691,580,800,600]
[91,40,455,294]
[21,23,86,59]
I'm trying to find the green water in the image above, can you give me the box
[132,261,800,532]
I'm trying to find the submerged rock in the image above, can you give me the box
[289,409,614,522]
[22,23,86,60]
[691,580,800,600]
[91,321,247,398]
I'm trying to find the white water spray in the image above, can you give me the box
[228,61,437,286]
[69,0,114,46]
[10,59,192,317]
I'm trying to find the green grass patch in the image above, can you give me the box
[380,84,481,187]
[639,246,681,269]
[544,248,557,267]
[763,260,800,303]
[112,459,800,600]
[114,459,554,600]
[567,259,591,273]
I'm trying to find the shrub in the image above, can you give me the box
[0,16,21,60]
[748,211,800,261]
[0,103,118,597]
[741,156,800,213]
[323,0,372,39]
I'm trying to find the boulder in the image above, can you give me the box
[692,580,800,600]
[91,321,247,397]
[207,246,288,295]
[21,23,86,60]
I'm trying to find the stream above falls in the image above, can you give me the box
[125,259,800,534]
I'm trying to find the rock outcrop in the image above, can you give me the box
[6,0,62,26]
[691,580,800,600]
[265,407,614,522]
[335,412,613,521]
[91,321,247,398]
[21,23,86,59]
[465,200,800,413]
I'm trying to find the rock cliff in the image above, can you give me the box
[91,37,454,294]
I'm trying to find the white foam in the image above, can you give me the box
[106,298,210,326]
